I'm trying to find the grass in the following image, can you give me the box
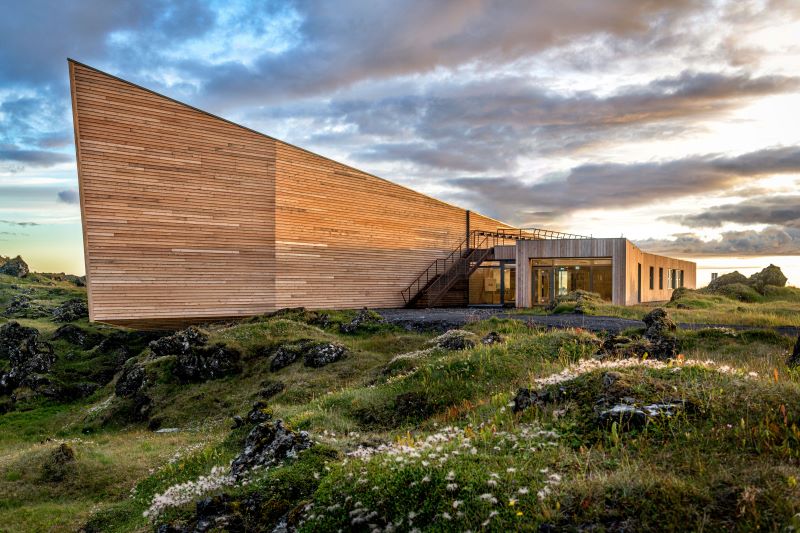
[2,272,800,530]
[512,285,800,328]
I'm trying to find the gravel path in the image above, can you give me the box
[377,308,800,337]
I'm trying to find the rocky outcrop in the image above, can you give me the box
[149,327,208,357]
[339,307,387,334]
[748,264,788,294]
[270,340,349,371]
[641,308,679,360]
[598,400,687,430]
[707,271,748,291]
[303,342,348,368]
[0,255,29,277]
[427,329,477,350]
[115,360,147,398]
[706,265,788,297]
[3,294,49,318]
[481,331,505,345]
[230,419,312,478]
[51,298,89,322]
[0,322,55,395]
[51,324,102,349]
[174,344,241,383]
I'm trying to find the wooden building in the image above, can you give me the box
[68,60,695,327]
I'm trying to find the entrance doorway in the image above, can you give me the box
[468,260,516,307]
[530,258,613,305]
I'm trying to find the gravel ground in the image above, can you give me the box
[376,308,800,337]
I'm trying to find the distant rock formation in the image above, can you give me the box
[0,255,29,277]
[707,264,788,295]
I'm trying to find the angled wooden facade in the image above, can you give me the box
[69,60,512,326]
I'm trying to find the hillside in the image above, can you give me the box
[1,260,800,531]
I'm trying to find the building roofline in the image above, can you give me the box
[66,58,514,230]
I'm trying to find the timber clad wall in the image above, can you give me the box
[515,238,696,307]
[70,61,513,325]
[624,242,697,305]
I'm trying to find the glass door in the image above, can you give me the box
[532,267,553,305]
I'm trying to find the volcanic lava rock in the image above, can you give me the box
[115,359,147,398]
[51,324,102,349]
[230,419,311,478]
[339,307,387,334]
[748,264,788,294]
[641,308,679,360]
[481,331,505,345]
[0,255,29,277]
[270,342,306,371]
[707,271,749,291]
[303,341,348,368]
[428,329,477,350]
[511,387,556,414]
[174,343,241,383]
[148,326,208,357]
[51,298,89,322]
[0,322,55,395]
[598,404,648,430]
[259,380,286,400]
[247,399,273,424]
[270,340,349,371]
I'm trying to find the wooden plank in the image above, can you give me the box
[70,60,516,324]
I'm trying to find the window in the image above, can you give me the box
[679,270,684,288]
[659,267,663,290]
[649,266,654,290]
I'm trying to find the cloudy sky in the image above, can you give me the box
[1,0,799,282]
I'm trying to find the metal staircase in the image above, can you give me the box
[401,227,589,308]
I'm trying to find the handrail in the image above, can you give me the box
[401,228,592,305]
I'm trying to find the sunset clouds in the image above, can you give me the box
[1,0,799,273]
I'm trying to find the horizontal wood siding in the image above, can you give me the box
[273,141,514,309]
[624,241,697,305]
[70,61,277,323]
[514,238,695,307]
[70,61,516,323]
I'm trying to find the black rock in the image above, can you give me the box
[38,380,99,402]
[51,324,102,349]
[0,321,39,359]
[598,404,648,430]
[641,308,679,360]
[270,340,348,371]
[51,298,89,322]
[231,415,245,429]
[174,344,241,383]
[430,329,477,350]
[339,307,386,334]
[115,360,147,398]
[149,326,208,357]
[481,331,505,345]
[247,399,273,424]
[270,342,305,371]
[788,335,800,368]
[230,419,311,478]
[0,322,55,395]
[511,387,555,414]
[259,380,285,399]
[0,255,29,277]
[303,342,348,368]
[2,294,46,318]
[642,308,676,337]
